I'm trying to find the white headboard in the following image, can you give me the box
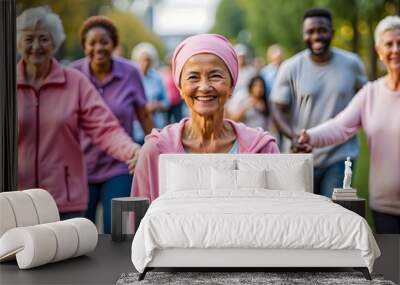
[159,154,313,194]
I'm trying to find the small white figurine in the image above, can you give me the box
[343,157,352,189]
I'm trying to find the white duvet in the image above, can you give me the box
[131,190,380,273]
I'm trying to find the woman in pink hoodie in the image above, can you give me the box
[131,34,279,202]
[17,7,140,220]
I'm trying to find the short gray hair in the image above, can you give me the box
[16,6,66,53]
[375,15,400,45]
[131,42,159,65]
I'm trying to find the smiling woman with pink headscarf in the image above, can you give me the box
[130,34,279,201]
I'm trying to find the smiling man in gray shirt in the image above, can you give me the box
[271,8,367,197]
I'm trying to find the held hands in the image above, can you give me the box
[298,129,310,144]
[128,148,140,175]
[290,129,312,153]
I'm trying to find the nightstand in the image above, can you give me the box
[111,197,149,242]
[332,198,366,218]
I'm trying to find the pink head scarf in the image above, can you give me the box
[171,34,239,88]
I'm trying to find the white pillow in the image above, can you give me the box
[167,160,235,192]
[211,168,267,190]
[211,168,236,190]
[167,162,210,191]
[238,159,308,191]
[267,167,306,191]
[237,169,267,189]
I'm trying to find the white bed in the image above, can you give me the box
[131,154,380,280]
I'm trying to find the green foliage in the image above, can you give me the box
[242,0,316,55]
[210,0,245,41]
[354,131,373,229]
[17,0,164,60]
[103,8,165,59]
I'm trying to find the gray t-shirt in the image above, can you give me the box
[271,48,368,167]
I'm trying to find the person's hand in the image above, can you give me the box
[128,148,140,175]
[290,140,311,153]
[290,131,312,153]
[298,129,310,144]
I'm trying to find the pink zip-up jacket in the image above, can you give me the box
[131,118,279,202]
[17,58,139,213]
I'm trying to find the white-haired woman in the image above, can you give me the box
[131,42,170,144]
[17,6,140,220]
[299,16,400,233]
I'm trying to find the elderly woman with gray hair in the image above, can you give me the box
[299,16,400,233]
[16,6,140,220]
[131,43,170,144]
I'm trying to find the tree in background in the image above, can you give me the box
[104,8,164,59]
[210,0,245,41]
[17,0,164,60]
[243,0,316,56]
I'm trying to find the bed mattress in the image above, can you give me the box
[131,190,380,273]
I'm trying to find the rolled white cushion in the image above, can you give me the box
[0,196,17,237]
[24,189,59,223]
[0,191,39,227]
[65,218,98,257]
[0,218,98,269]
[42,222,79,262]
[0,189,59,239]
[0,226,57,269]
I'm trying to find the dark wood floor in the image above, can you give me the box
[0,235,398,285]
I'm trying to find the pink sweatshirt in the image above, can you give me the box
[17,59,139,213]
[308,77,400,215]
[131,118,279,202]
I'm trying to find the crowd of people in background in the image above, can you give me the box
[16,6,400,234]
